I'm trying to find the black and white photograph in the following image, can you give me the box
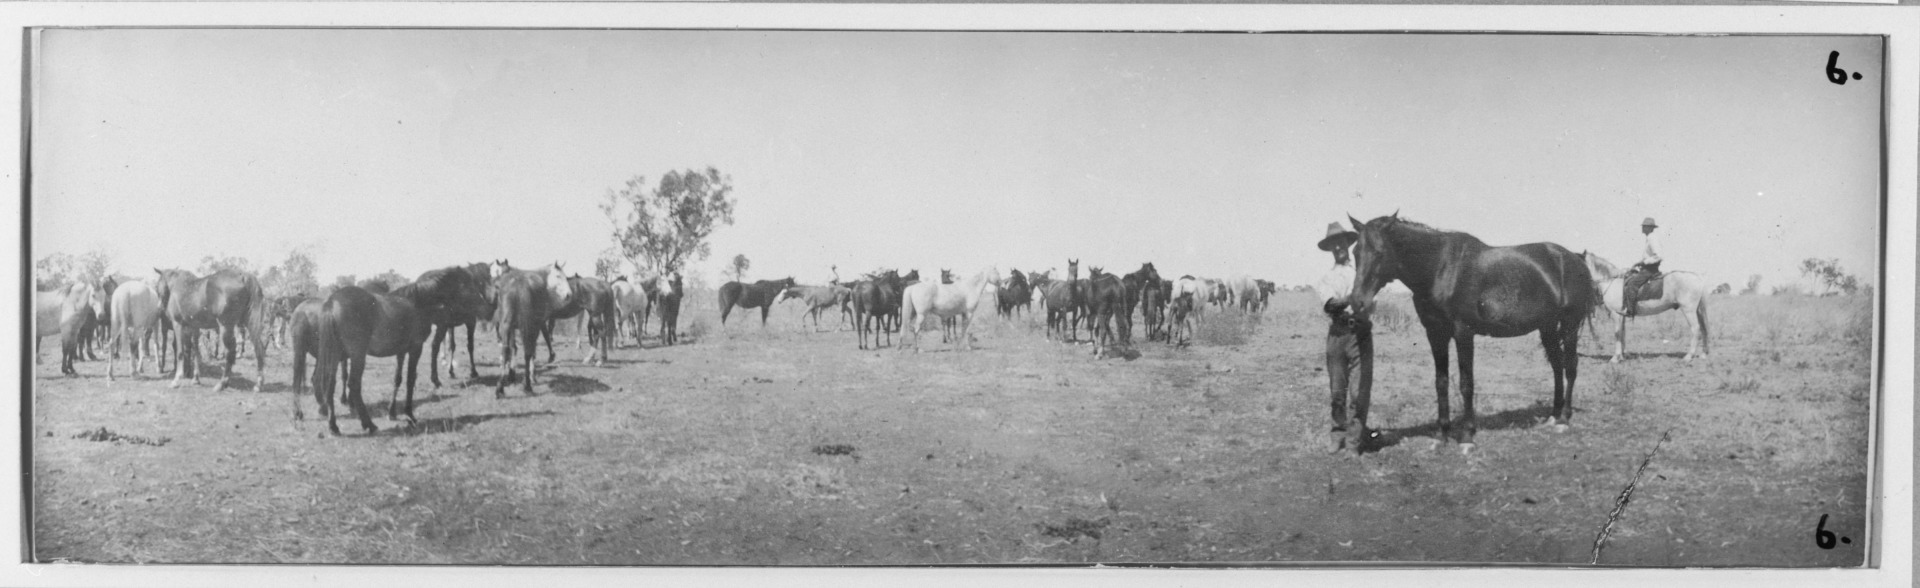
[9,4,1916,586]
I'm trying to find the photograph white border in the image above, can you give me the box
[2,4,1913,588]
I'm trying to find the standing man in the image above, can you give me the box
[1623,217,1662,316]
[1316,221,1371,453]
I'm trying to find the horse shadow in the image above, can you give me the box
[332,409,560,438]
[1365,403,1560,453]
[547,374,611,397]
[1578,351,1688,361]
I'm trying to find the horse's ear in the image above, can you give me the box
[1347,214,1363,230]
[1390,209,1400,220]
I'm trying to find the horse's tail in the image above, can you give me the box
[247,275,270,376]
[315,301,341,411]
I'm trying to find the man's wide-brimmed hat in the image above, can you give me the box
[1318,222,1358,252]
[1642,217,1658,228]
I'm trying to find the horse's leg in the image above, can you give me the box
[1559,318,1581,431]
[107,328,121,382]
[250,320,267,393]
[169,326,195,388]
[1611,313,1628,363]
[761,305,771,327]
[541,320,556,364]
[495,322,514,399]
[319,354,339,434]
[347,355,376,433]
[465,321,480,379]
[1540,329,1569,433]
[217,322,238,391]
[427,326,446,388]
[1453,329,1478,453]
[389,355,404,419]
[1683,298,1705,361]
[1421,327,1453,446]
[521,324,539,395]
[403,349,420,425]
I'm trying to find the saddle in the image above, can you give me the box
[1624,271,1666,304]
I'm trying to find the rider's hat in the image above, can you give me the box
[1642,217,1658,229]
[1317,222,1358,252]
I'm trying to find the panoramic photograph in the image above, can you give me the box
[26,28,1883,568]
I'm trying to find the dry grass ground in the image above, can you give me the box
[30,289,1871,566]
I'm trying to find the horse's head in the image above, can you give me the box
[1067,259,1080,280]
[491,259,512,279]
[1347,213,1408,315]
[902,269,920,283]
[1089,266,1106,278]
[1581,251,1620,281]
[939,269,954,285]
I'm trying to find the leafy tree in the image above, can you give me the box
[729,254,751,283]
[1739,274,1763,296]
[34,252,77,290]
[1711,283,1731,295]
[197,254,255,276]
[1799,258,1862,296]
[594,249,623,281]
[368,269,411,290]
[261,246,321,299]
[34,248,114,290]
[598,167,738,274]
[332,275,358,290]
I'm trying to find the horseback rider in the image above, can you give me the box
[1622,217,1662,316]
[1316,221,1372,453]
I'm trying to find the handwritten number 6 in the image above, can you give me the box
[1815,514,1837,549]
[1826,52,1848,85]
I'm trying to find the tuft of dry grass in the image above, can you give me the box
[1369,295,1417,334]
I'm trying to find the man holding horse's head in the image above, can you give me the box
[1623,217,1662,316]
[1316,221,1372,454]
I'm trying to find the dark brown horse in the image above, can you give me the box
[311,285,433,434]
[996,268,1032,320]
[491,265,551,397]
[1123,263,1164,343]
[851,270,905,350]
[1039,260,1085,342]
[286,297,342,421]
[413,263,494,387]
[654,272,684,345]
[1085,268,1129,358]
[718,277,796,326]
[153,269,268,391]
[1347,213,1595,453]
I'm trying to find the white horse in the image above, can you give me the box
[107,278,164,381]
[899,267,998,352]
[1582,252,1711,362]
[611,273,658,345]
[1166,276,1207,345]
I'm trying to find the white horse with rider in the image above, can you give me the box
[1581,251,1711,362]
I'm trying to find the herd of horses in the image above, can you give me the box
[37,214,1713,450]
[36,261,684,435]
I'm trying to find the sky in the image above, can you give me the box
[33,30,1885,292]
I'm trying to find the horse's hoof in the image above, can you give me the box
[1327,433,1347,454]
[1552,423,1571,434]
[1459,442,1477,455]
